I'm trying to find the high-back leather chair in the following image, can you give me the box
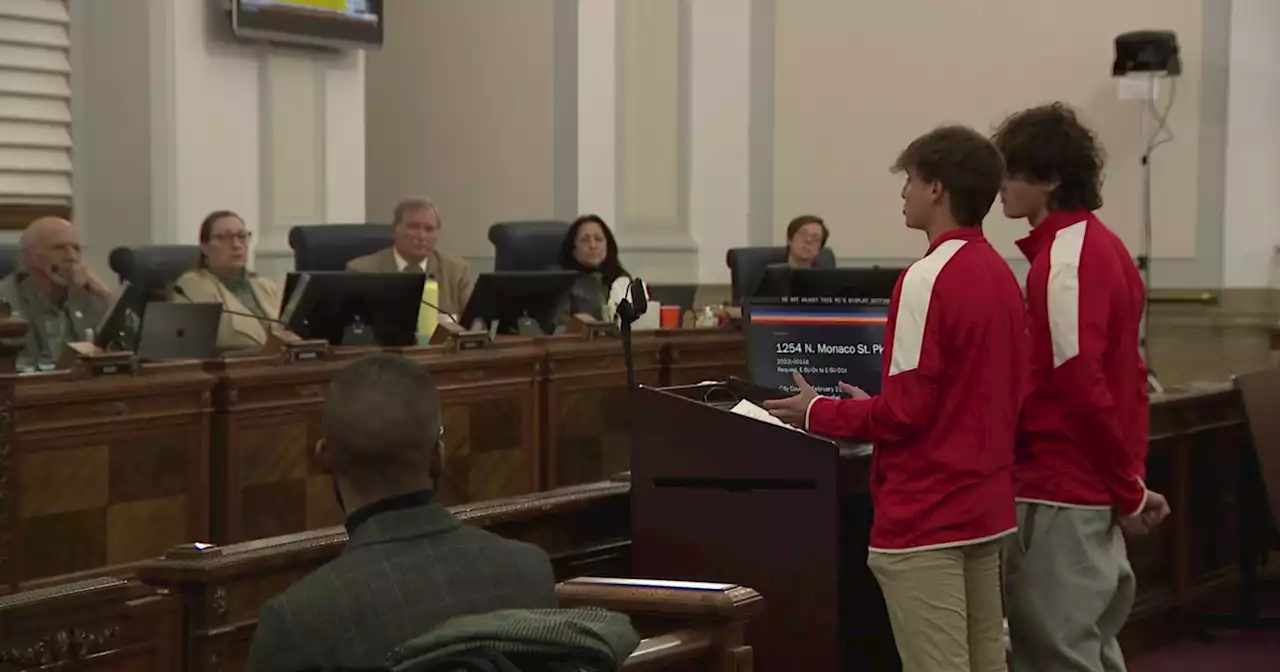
[108,245,202,298]
[726,246,837,304]
[0,245,20,278]
[488,220,570,272]
[288,224,394,272]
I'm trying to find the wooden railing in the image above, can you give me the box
[0,575,762,672]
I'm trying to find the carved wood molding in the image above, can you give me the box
[137,480,632,585]
[557,577,765,621]
[0,405,9,587]
[0,317,24,586]
[0,625,121,666]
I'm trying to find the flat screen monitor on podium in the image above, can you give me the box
[282,271,424,346]
[752,265,903,300]
[743,296,890,398]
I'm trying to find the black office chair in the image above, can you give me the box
[488,220,570,272]
[726,246,837,304]
[0,244,20,278]
[288,224,394,272]
[108,245,202,298]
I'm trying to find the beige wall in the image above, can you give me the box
[365,0,576,267]
[71,0,366,284]
[772,0,1205,262]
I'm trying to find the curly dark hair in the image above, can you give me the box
[992,103,1106,211]
[892,125,1004,228]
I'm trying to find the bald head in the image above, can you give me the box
[21,216,72,246]
[20,217,82,281]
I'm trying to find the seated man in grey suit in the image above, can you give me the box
[0,217,112,368]
[346,197,475,317]
[246,354,557,671]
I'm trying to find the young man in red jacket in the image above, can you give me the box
[993,103,1171,671]
[766,126,1025,672]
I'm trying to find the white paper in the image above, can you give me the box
[730,399,803,432]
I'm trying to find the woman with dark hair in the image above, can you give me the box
[553,214,642,326]
[170,210,285,349]
[784,214,829,268]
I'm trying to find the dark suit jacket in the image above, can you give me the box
[245,500,557,672]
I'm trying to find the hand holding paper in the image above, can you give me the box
[762,372,820,428]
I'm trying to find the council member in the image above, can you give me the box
[0,216,112,366]
[347,197,474,317]
[765,126,1025,672]
[552,214,641,327]
[171,210,284,350]
[783,214,829,268]
[993,102,1170,672]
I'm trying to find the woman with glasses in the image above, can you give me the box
[170,210,285,350]
[784,214,830,269]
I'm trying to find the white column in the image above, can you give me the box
[574,0,696,282]
[576,0,617,227]
[688,0,753,283]
[1222,0,1280,289]
[254,48,365,280]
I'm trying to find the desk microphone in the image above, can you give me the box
[419,297,458,324]
[171,286,293,330]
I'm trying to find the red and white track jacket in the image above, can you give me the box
[804,227,1025,552]
[1014,210,1149,516]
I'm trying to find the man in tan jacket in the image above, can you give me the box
[347,197,474,316]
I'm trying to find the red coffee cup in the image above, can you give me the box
[660,305,682,328]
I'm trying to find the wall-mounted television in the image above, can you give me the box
[230,0,383,49]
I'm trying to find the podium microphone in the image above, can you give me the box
[614,277,648,392]
[171,286,292,330]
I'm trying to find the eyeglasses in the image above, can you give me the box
[212,232,253,244]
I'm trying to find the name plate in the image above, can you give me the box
[283,339,329,363]
[89,357,136,377]
[58,342,136,378]
[430,323,492,352]
[454,330,490,351]
[263,332,329,363]
[569,315,618,341]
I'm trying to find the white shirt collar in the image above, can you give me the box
[393,249,428,273]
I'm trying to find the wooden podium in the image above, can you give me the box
[630,381,898,672]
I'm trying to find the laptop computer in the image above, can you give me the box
[136,302,223,361]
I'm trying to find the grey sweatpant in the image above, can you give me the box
[1003,503,1135,672]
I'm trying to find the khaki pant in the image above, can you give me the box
[868,539,1007,672]
[1004,503,1134,672]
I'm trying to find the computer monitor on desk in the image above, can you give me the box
[460,271,579,335]
[95,281,147,352]
[281,271,424,346]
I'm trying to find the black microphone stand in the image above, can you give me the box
[614,278,647,392]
